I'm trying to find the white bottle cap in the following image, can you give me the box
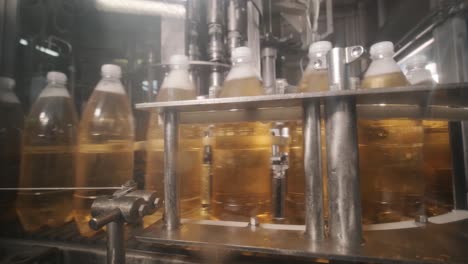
[369,41,394,57]
[0,77,15,90]
[47,71,67,84]
[169,54,190,65]
[405,54,428,67]
[309,41,332,56]
[232,46,252,60]
[101,64,122,78]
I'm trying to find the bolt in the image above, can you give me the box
[249,216,259,227]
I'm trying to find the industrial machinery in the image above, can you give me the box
[1,0,468,263]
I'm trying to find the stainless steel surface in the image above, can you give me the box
[325,46,362,246]
[262,47,277,95]
[227,0,247,56]
[137,219,468,264]
[208,69,224,98]
[163,111,179,230]
[106,221,125,264]
[136,83,468,122]
[303,102,324,240]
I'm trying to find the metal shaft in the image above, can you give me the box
[303,102,324,240]
[325,47,362,246]
[163,111,179,230]
[261,47,277,94]
[106,221,125,264]
[272,176,286,220]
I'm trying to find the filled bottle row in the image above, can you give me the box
[0,40,453,237]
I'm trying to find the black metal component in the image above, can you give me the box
[449,121,468,209]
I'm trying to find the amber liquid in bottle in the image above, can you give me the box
[212,77,272,220]
[17,95,77,231]
[74,90,134,237]
[359,72,425,224]
[0,99,23,223]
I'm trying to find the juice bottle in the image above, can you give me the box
[0,77,23,223]
[145,55,202,226]
[288,41,331,224]
[74,65,134,236]
[360,41,424,224]
[404,55,453,216]
[212,47,272,220]
[16,72,77,231]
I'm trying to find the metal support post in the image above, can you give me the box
[271,124,289,221]
[303,102,324,240]
[164,111,179,230]
[106,221,125,264]
[325,46,364,246]
[261,47,277,95]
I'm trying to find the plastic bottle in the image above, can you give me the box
[359,41,424,223]
[404,55,453,216]
[145,55,202,226]
[212,47,272,220]
[288,41,332,223]
[404,55,434,85]
[298,41,332,92]
[74,65,134,236]
[0,77,23,223]
[16,72,77,231]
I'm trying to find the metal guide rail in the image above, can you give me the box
[136,82,468,123]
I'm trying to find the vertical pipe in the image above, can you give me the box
[261,47,277,95]
[163,111,179,230]
[227,0,247,57]
[303,102,324,240]
[325,48,362,246]
[271,124,288,221]
[106,221,125,264]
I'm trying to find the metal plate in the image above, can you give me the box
[136,219,468,264]
[135,83,468,123]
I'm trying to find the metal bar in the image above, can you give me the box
[303,102,324,240]
[163,111,179,230]
[0,187,123,191]
[325,47,362,246]
[136,83,468,112]
[106,221,125,264]
[450,122,468,209]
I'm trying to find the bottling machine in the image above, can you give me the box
[1,0,468,263]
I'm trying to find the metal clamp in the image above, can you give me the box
[89,181,160,264]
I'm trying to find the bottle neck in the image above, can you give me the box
[101,75,121,81]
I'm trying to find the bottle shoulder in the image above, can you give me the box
[364,58,403,77]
